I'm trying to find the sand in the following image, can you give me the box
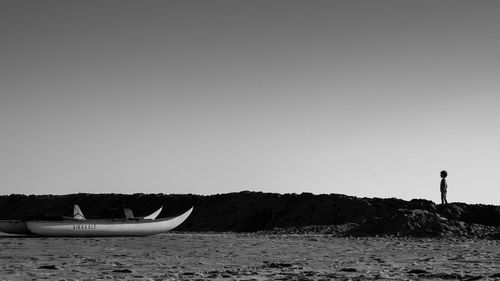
[0,232,499,280]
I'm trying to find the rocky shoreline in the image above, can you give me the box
[260,221,500,240]
[1,192,499,239]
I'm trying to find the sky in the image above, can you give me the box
[1,1,500,205]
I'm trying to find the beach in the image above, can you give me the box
[1,232,499,280]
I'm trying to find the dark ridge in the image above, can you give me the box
[0,192,498,237]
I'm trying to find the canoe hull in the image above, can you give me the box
[0,220,32,235]
[27,207,193,237]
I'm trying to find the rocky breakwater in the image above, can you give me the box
[348,208,499,238]
[0,192,499,238]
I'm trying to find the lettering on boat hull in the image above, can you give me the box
[72,224,97,230]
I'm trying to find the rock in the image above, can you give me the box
[408,269,428,274]
[446,204,500,226]
[348,209,449,237]
[112,269,132,273]
[38,265,59,270]
[437,203,463,221]
[347,208,498,238]
[409,199,437,212]
[263,262,293,268]
[340,268,357,272]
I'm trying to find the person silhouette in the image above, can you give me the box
[440,170,448,204]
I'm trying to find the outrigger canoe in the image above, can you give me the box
[26,207,193,237]
[0,205,192,237]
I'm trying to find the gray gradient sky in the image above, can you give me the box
[1,1,499,204]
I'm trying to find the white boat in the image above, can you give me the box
[26,207,193,237]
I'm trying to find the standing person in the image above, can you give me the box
[440,170,448,204]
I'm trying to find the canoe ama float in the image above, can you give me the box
[26,207,193,237]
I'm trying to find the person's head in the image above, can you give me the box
[440,170,448,178]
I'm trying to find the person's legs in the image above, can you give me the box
[441,192,447,204]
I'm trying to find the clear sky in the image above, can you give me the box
[1,1,499,205]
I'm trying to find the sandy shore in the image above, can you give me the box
[0,232,499,280]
